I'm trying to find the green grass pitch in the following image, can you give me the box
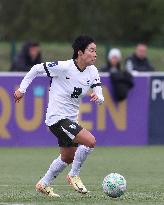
[0,146,164,205]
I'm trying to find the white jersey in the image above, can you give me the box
[19,59,104,126]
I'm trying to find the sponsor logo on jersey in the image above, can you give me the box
[48,61,58,67]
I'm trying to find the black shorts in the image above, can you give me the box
[49,119,83,147]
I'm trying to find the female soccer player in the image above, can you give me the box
[14,35,104,197]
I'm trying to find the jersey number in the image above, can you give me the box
[71,87,82,98]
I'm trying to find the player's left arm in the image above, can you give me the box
[90,69,104,104]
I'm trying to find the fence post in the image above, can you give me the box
[10,40,16,61]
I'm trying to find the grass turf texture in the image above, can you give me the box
[0,146,164,205]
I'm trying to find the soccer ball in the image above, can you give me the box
[102,173,126,198]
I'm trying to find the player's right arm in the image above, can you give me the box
[14,61,62,103]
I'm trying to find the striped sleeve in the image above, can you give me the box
[90,82,101,88]
[90,68,102,89]
[43,63,51,77]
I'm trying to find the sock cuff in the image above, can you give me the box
[81,145,94,153]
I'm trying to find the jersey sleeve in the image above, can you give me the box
[43,61,63,77]
[91,68,104,104]
[19,63,46,93]
[90,68,102,89]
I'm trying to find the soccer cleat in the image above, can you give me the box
[66,175,88,194]
[35,181,60,197]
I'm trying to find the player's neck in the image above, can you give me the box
[75,59,86,71]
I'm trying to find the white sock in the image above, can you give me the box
[41,155,68,186]
[68,145,94,176]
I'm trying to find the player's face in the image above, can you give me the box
[82,43,97,66]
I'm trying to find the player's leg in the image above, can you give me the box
[36,121,77,197]
[67,129,95,193]
[35,152,67,197]
[36,147,76,197]
[39,147,76,186]
[48,118,94,193]
[69,128,95,176]
[60,146,77,164]
[42,119,95,194]
[73,128,96,148]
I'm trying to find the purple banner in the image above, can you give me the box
[149,76,164,144]
[0,74,149,146]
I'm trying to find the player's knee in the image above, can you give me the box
[61,156,74,164]
[87,138,96,148]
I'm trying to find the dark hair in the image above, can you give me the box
[72,35,95,59]
[30,42,40,47]
[27,41,40,48]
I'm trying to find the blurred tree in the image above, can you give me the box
[0,0,164,44]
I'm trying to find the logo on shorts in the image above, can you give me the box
[69,124,76,129]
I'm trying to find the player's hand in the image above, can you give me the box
[90,93,98,102]
[14,89,24,103]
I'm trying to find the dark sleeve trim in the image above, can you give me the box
[90,83,101,88]
[43,63,51,77]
